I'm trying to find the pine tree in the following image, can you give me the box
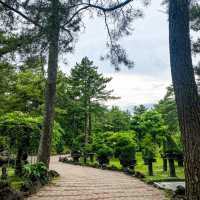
[68,57,114,145]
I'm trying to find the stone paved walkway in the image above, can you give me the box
[27,157,167,200]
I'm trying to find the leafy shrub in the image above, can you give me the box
[23,162,48,183]
[142,135,157,161]
[0,136,8,152]
[107,132,135,156]
[71,135,85,152]
[0,112,64,154]
[118,143,136,161]
[83,144,93,154]
[96,145,113,158]
[96,144,113,166]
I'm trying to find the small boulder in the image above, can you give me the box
[134,171,145,179]
[48,170,60,178]
[174,185,185,196]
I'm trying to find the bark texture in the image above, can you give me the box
[168,159,176,177]
[37,0,60,167]
[163,158,168,172]
[148,162,153,176]
[169,0,200,199]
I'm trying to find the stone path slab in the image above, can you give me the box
[27,156,168,200]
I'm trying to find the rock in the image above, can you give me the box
[59,156,70,162]
[174,185,185,196]
[134,171,145,179]
[49,170,59,178]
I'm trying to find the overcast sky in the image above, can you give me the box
[60,0,172,110]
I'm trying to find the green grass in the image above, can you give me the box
[0,167,25,190]
[110,152,185,182]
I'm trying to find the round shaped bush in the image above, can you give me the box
[96,145,113,166]
[118,143,136,168]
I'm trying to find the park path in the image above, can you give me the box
[27,157,167,200]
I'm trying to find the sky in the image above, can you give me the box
[60,0,172,110]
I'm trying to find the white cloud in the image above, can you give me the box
[105,72,171,109]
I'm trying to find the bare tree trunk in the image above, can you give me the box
[88,101,92,143]
[168,158,176,177]
[84,111,89,145]
[37,0,60,167]
[169,0,200,199]
[88,112,92,142]
[148,162,153,176]
[15,148,23,176]
[163,158,168,172]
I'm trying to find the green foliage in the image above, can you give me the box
[140,110,166,142]
[83,144,93,154]
[96,145,113,158]
[0,58,45,115]
[118,143,136,161]
[71,135,85,151]
[23,162,48,181]
[0,62,16,114]
[131,109,167,151]
[107,132,136,155]
[155,86,179,134]
[155,86,182,156]
[133,105,147,115]
[102,107,131,132]
[67,57,115,145]
[0,137,8,151]
[109,152,185,182]
[0,112,41,152]
[142,135,157,161]
[165,135,183,154]
[0,112,64,153]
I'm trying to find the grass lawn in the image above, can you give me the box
[109,152,185,182]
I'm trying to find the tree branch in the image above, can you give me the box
[0,0,42,28]
[103,12,113,46]
[63,0,133,26]
[82,0,133,12]
[63,5,90,27]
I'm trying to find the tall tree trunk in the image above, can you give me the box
[84,111,89,145]
[15,147,23,176]
[88,101,92,143]
[88,112,92,142]
[168,158,176,177]
[163,158,168,172]
[148,162,153,176]
[37,0,60,167]
[169,0,200,199]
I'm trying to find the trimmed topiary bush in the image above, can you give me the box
[107,132,136,170]
[96,145,113,167]
[142,135,157,176]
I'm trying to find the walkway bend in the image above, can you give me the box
[27,157,167,200]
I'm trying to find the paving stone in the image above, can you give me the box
[27,156,167,200]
